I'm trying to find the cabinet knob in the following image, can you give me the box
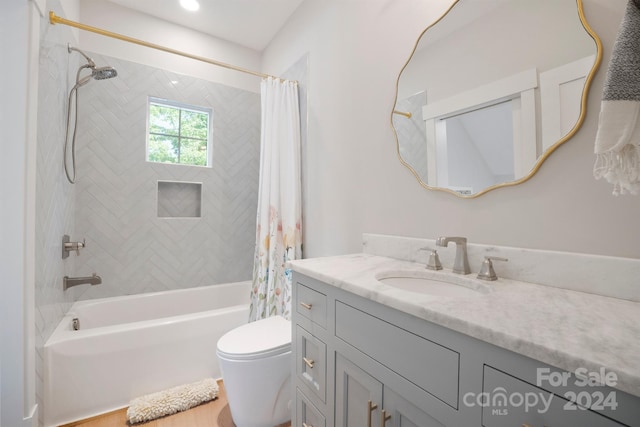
[302,423,313,427]
[300,302,312,310]
[367,400,378,427]
[303,357,315,368]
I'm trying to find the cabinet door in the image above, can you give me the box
[297,389,326,427]
[482,366,625,427]
[382,388,445,427]
[336,354,383,427]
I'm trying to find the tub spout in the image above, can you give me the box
[64,273,102,290]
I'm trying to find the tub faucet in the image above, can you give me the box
[435,236,471,275]
[64,273,102,290]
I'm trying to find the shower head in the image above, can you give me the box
[92,66,118,80]
[64,46,119,184]
[68,43,118,84]
[67,44,118,93]
[70,66,115,92]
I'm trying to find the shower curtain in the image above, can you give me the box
[249,77,302,322]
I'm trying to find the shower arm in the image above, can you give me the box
[68,44,95,68]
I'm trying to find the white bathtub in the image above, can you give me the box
[43,281,251,427]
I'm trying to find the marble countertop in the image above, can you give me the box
[289,253,640,398]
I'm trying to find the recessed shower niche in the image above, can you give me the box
[157,181,203,218]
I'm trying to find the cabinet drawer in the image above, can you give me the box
[296,283,327,328]
[296,326,326,402]
[296,389,325,427]
[335,301,459,408]
[482,365,624,427]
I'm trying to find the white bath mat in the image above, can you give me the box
[126,378,219,424]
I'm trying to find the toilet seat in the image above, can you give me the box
[216,316,291,361]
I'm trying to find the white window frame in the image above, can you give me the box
[539,55,595,152]
[422,69,538,186]
[146,97,213,167]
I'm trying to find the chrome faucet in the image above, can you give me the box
[63,273,102,290]
[435,236,471,274]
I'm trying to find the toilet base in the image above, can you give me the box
[218,403,292,427]
[218,350,292,427]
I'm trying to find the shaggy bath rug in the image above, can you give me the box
[126,378,219,424]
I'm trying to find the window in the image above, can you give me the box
[147,97,212,167]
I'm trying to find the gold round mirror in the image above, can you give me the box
[392,0,602,197]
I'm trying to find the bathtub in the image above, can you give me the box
[43,280,251,427]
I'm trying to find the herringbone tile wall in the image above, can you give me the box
[393,91,428,182]
[157,181,203,218]
[73,53,261,300]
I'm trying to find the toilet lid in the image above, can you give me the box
[216,316,291,360]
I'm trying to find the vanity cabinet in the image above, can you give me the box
[481,366,625,427]
[335,353,444,427]
[291,272,640,427]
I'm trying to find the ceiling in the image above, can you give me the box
[106,0,304,51]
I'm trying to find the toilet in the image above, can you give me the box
[216,316,292,427]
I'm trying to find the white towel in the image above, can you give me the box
[594,0,640,195]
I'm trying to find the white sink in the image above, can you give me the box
[377,271,490,297]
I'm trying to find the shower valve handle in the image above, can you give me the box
[71,239,86,255]
[62,235,86,258]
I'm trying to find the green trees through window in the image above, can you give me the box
[147,98,211,166]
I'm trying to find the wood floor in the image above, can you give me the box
[60,380,260,427]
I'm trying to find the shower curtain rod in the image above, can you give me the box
[49,11,287,82]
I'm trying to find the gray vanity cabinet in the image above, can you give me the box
[335,354,444,427]
[291,272,639,427]
[293,281,332,427]
[481,365,626,427]
[335,354,383,427]
[297,389,326,427]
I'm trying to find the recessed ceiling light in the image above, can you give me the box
[179,0,200,12]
